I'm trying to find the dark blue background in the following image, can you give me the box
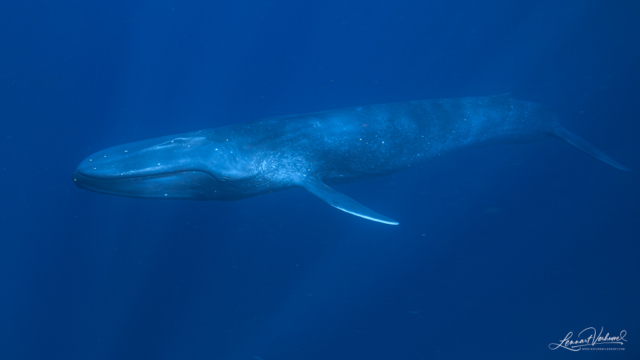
[1,0,638,359]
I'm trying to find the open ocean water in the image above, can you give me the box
[1,0,639,359]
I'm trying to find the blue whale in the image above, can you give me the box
[73,95,628,225]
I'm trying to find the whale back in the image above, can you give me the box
[244,95,560,182]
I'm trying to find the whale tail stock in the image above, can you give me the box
[553,126,629,171]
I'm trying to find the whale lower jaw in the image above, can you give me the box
[72,170,223,200]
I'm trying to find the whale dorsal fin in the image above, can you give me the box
[302,178,399,225]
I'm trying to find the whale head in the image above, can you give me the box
[73,130,258,200]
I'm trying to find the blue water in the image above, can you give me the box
[1,0,639,359]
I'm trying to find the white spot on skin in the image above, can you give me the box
[89,159,92,161]
[164,194,167,196]
[157,163,161,165]
[104,155,107,157]
[124,150,128,152]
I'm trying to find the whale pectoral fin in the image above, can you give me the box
[553,126,629,171]
[302,179,399,225]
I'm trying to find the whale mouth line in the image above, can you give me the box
[73,170,214,182]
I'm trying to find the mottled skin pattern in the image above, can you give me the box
[218,95,556,195]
